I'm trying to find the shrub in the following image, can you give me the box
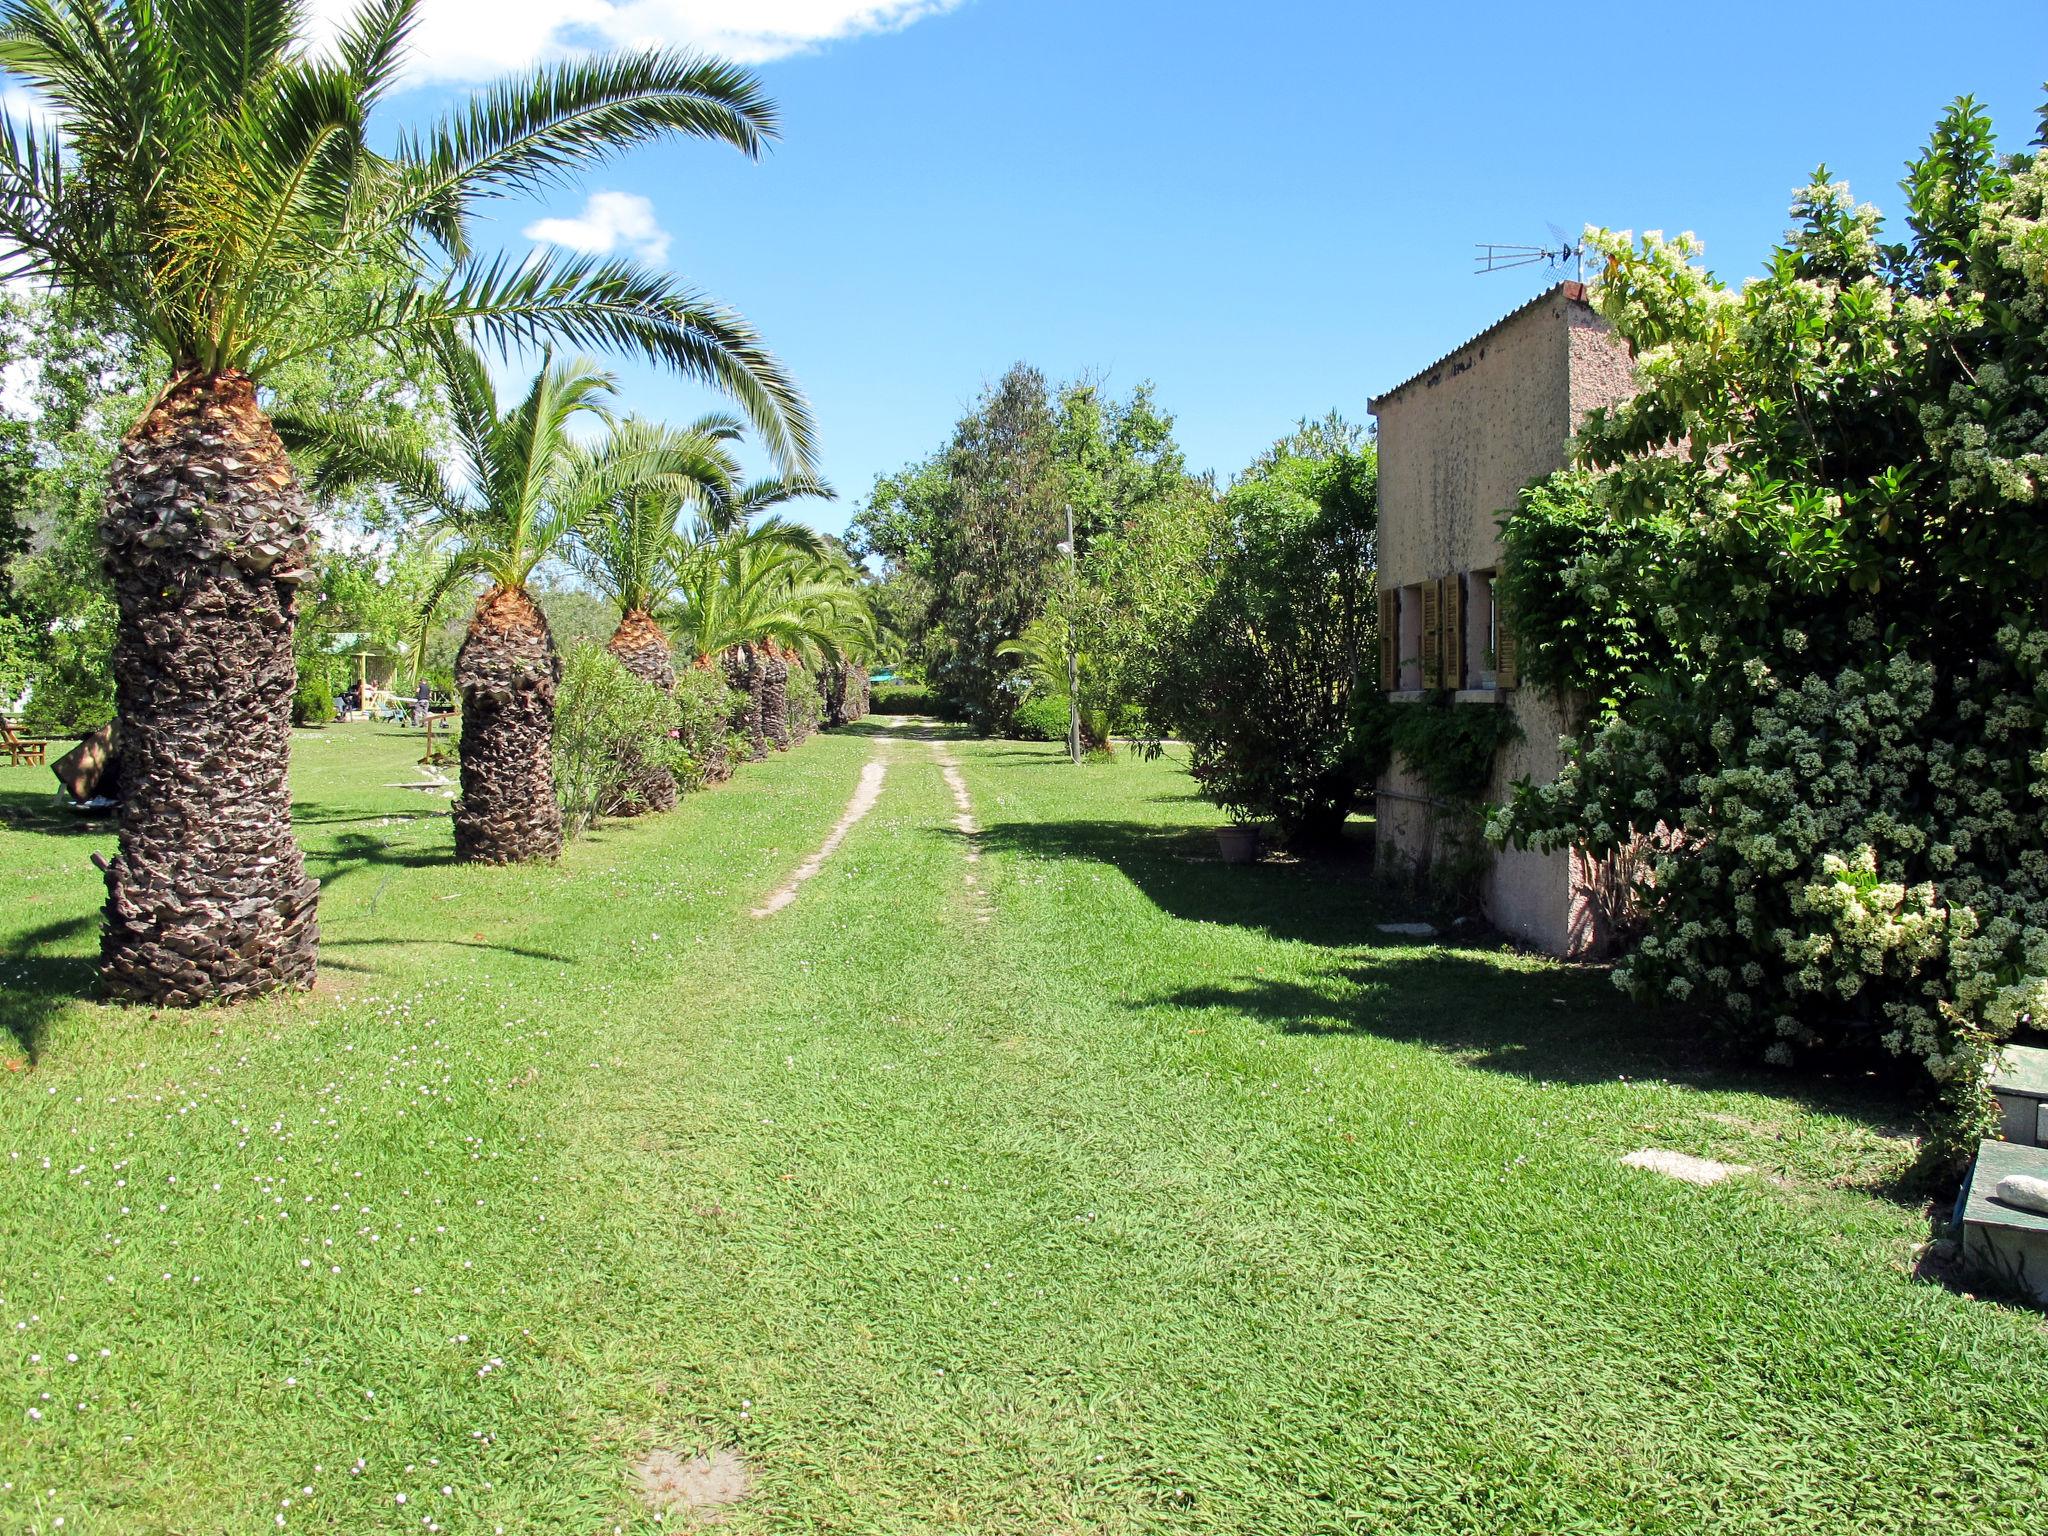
[1011,690,1069,741]
[870,683,932,715]
[672,664,736,789]
[293,671,336,725]
[1489,99,2048,1161]
[1145,445,1385,845]
[788,665,825,741]
[552,644,684,839]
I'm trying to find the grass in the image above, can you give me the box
[2,720,2045,1534]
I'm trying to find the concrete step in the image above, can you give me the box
[1989,1043,2048,1147]
[1959,1138,2048,1304]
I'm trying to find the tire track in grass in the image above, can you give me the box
[929,738,991,923]
[751,745,892,918]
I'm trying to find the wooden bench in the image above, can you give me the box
[1,716,49,767]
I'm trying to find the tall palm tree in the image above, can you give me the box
[0,0,816,1004]
[290,338,724,861]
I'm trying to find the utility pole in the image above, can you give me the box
[1062,504,1081,766]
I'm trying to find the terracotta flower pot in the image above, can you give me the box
[1216,825,1263,865]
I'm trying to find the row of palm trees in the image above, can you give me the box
[0,0,832,1006]
[288,336,874,863]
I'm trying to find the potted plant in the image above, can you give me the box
[1216,820,1263,864]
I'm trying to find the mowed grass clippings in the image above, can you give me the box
[1,720,2043,1535]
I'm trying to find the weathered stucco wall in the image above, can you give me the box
[1369,286,1635,956]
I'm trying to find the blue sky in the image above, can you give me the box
[374,0,2048,535]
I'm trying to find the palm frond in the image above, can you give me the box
[323,251,816,473]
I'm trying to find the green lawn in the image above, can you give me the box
[2,722,2043,1534]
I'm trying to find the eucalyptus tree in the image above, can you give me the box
[0,0,814,1004]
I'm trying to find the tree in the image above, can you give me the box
[0,0,815,1003]
[849,368,1210,733]
[1146,436,1382,846]
[1489,96,2048,1158]
[292,339,733,861]
[574,413,745,810]
[669,522,870,758]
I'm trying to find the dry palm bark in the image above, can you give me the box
[99,372,320,1005]
[454,585,563,863]
[605,608,678,814]
[761,642,790,751]
[725,646,767,762]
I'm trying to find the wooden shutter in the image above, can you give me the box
[1378,590,1398,691]
[1442,574,1464,692]
[1419,581,1440,689]
[1495,594,1519,689]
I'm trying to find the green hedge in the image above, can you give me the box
[869,683,932,715]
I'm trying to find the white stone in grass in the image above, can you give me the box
[1375,922,1438,937]
[1622,1148,1753,1186]
[1994,1173,2048,1215]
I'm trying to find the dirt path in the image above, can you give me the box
[930,739,991,922]
[751,750,891,918]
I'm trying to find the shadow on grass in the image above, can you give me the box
[976,814,1921,1159]
[324,936,573,966]
[975,816,1381,948]
[0,914,96,1064]
[0,786,113,836]
[835,716,975,740]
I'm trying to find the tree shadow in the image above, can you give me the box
[974,816,1384,948]
[0,914,97,1064]
[0,786,114,836]
[323,937,574,966]
[974,814,1915,1151]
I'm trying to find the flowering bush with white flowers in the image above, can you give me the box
[1491,96,2048,1160]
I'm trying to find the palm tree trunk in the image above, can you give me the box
[98,371,319,1006]
[605,608,677,814]
[762,643,791,751]
[453,585,563,863]
[726,646,767,762]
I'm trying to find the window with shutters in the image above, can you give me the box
[1378,590,1398,692]
[1419,581,1441,688]
[1396,584,1423,690]
[1441,574,1465,691]
[1468,570,1499,689]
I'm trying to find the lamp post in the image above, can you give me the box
[1059,505,1081,766]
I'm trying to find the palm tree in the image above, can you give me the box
[291,338,725,862]
[999,614,1111,752]
[0,0,816,1004]
[670,524,870,761]
[574,414,745,810]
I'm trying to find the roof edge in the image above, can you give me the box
[1367,281,1588,413]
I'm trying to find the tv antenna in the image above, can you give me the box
[1475,224,1585,282]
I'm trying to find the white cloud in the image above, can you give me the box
[310,0,966,81]
[523,190,670,263]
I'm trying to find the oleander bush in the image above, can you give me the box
[788,664,825,741]
[552,645,690,838]
[672,663,740,790]
[1490,96,2048,1161]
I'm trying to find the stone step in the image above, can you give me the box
[1959,1138,2048,1304]
[1989,1043,2048,1147]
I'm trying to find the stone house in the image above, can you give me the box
[1367,281,1636,957]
